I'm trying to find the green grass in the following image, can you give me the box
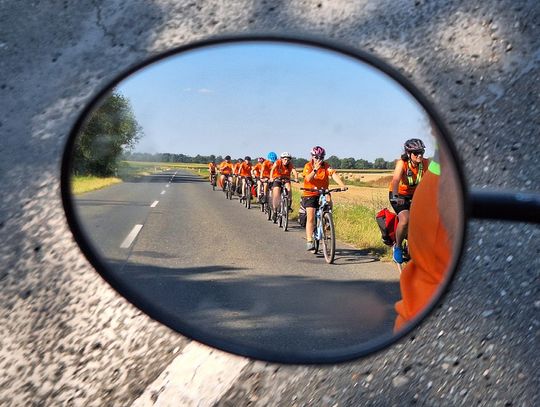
[332,203,391,259]
[71,176,122,195]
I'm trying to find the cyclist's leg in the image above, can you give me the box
[304,196,318,250]
[284,181,293,210]
[396,210,409,248]
[272,182,281,212]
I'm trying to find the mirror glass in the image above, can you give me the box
[65,39,465,362]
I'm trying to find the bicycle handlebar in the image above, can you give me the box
[300,187,347,194]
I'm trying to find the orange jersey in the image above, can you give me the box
[239,162,253,177]
[208,162,216,173]
[233,162,242,175]
[271,159,293,179]
[252,162,263,177]
[219,161,233,175]
[389,158,429,196]
[261,160,273,178]
[302,161,336,197]
[394,166,451,332]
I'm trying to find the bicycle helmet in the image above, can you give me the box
[280,151,292,159]
[267,152,278,162]
[310,146,326,158]
[225,155,231,160]
[237,158,243,163]
[404,138,426,153]
[244,156,251,161]
[258,157,265,163]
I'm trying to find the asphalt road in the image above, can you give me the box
[74,170,399,356]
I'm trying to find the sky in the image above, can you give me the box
[117,41,436,162]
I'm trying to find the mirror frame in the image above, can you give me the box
[61,33,469,364]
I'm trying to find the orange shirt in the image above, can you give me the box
[219,161,233,175]
[302,161,336,197]
[394,166,452,332]
[252,162,263,177]
[233,162,242,175]
[271,159,293,179]
[261,160,273,178]
[239,162,252,177]
[208,162,216,173]
[389,158,429,196]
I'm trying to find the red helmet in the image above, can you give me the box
[310,146,326,158]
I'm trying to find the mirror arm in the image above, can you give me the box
[469,189,540,223]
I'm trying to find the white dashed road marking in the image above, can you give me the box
[131,341,249,407]
[120,224,143,249]
[151,201,159,208]
[161,190,166,195]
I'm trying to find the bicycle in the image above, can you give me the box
[257,178,269,213]
[223,175,233,200]
[301,187,346,264]
[274,178,297,231]
[210,172,217,190]
[241,177,254,209]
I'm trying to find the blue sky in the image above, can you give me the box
[118,41,435,161]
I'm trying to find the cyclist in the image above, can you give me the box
[302,146,347,251]
[260,152,277,203]
[218,155,233,190]
[270,152,299,221]
[394,143,460,331]
[252,157,265,202]
[232,158,243,196]
[239,156,253,200]
[389,138,429,264]
[208,160,217,185]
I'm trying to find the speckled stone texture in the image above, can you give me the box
[0,0,538,406]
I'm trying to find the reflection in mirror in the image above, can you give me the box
[66,40,464,362]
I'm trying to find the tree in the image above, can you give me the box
[326,155,341,168]
[340,157,356,169]
[373,157,387,169]
[73,92,142,176]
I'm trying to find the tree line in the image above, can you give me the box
[124,152,396,170]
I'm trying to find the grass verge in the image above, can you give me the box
[71,176,122,195]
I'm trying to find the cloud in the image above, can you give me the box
[197,88,213,94]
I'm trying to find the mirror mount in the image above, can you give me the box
[469,189,540,224]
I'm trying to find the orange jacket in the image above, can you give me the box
[252,162,263,177]
[239,162,252,177]
[394,164,452,332]
[261,160,273,178]
[389,158,429,196]
[271,159,293,179]
[233,162,242,175]
[302,161,336,197]
[219,161,233,175]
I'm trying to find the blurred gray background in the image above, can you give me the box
[0,0,538,405]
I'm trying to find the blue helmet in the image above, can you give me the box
[267,151,278,162]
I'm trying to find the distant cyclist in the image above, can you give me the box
[208,160,217,185]
[389,138,429,264]
[232,158,243,195]
[259,152,277,204]
[218,155,233,190]
[239,156,253,200]
[252,157,265,201]
[270,152,299,219]
[302,146,347,251]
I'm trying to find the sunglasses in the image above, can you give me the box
[312,155,324,160]
[410,150,425,156]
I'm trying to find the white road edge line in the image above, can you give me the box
[150,200,159,208]
[131,341,249,407]
[161,190,166,195]
[120,224,143,249]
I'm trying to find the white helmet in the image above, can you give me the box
[280,151,292,158]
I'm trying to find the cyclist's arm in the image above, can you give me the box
[331,172,347,190]
[291,168,299,181]
[270,162,278,181]
[391,160,404,197]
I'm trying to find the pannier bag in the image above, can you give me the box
[298,199,307,228]
[375,208,398,246]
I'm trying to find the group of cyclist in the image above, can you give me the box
[207,138,429,262]
[208,147,348,251]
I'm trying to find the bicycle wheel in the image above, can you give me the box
[282,199,289,231]
[247,183,251,209]
[312,229,319,254]
[266,201,272,221]
[321,211,336,263]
